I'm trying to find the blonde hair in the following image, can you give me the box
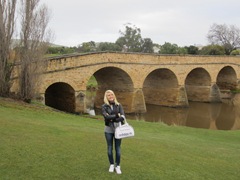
[104,90,120,105]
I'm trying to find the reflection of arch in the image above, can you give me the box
[45,82,75,113]
[93,67,134,112]
[185,68,211,102]
[143,68,179,106]
[215,103,235,130]
[186,102,212,129]
[143,104,188,125]
[217,66,237,90]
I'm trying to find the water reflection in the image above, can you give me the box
[126,101,240,130]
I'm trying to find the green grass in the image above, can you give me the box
[87,76,97,87]
[231,89,240,94]
[0,98,240,180]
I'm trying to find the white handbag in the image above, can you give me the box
[115,120,135,139]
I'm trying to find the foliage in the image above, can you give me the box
[0,0,17,97]
[96,42,121,52]
[199,44,225,55]
[184,45,199,54]
[44,23,240,56]
[159,42,187,54]
[87,75,98,88]
[230,89,240,93]
[177,47,188,54]
[73,25,154,53]
[207,23,240,55]
[116,24,143,52]
[1,98,240,179]
[41,24,238,56]
[77,41,96,53]
[47,46,76,54]
[142,38,154,53]
[230,49,240,56]
[115,24,154,53]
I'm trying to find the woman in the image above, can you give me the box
[102,90,126,174]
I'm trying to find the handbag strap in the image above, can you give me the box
[117,113,128,127]
[119,117,128,127]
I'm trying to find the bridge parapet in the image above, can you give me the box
[46,52,240,72]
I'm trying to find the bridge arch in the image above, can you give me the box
[143,68,182,107]
[39,74,78,95]
[92,66,143,113]
[216,66,237,90]
[93,66,134,91]
[45,82,75,113]
[185,67,212,102]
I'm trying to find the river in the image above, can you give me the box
[125,100,240,130]
[93,94,240,130]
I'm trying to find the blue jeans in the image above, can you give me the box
[105,132,122,166]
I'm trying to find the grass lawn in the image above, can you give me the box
[0,97,240,180]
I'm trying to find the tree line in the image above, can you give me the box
[48,23,240,56]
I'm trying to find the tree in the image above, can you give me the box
[116,24,143,52]
[199,45,225,55]
[207,23,240,55]
[230,49,240,56]
[185,45,199,55]
[159,42,188,55]
[141,38,154,53]
[177,47,188,55]
[18,0,52,102]
[96,42,121,52]
[77,41,96,53]
[159,42,179,54]
[47,46,76,55]
[0,0,17,96]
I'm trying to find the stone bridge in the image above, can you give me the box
[11,52,240,114]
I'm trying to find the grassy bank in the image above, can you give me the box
[0,98,240,180]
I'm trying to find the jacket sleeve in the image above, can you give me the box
[118,104,126,123]
[118,104,125,116]
[102,104,117,122]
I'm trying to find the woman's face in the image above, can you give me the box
[106,92,115,102]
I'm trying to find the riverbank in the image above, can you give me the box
[0,97,240,179]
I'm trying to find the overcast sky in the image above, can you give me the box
[41,0,240,47]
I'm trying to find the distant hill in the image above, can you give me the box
[48,43,67,48]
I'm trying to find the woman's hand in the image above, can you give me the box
[115,117,124,122]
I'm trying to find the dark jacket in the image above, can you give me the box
[102,103,125,126]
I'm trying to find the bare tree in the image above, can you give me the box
[207,23,240,55]
[18,0,52,102]
[0,0,17,96]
